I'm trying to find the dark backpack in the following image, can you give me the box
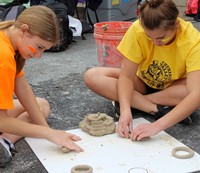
[87,0,102,11]
[58,0,76,16]
[39,0,73,52]
[84,0,102,27]
[0,0,28,8]
[31,0,76,16]
[0,3,26,21]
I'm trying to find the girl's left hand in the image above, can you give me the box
[129,122,161,141]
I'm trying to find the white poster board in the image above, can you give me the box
[25,118,200,173]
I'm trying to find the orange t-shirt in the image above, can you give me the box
[0,31,24,109]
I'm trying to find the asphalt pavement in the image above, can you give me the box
[1,1,200,172]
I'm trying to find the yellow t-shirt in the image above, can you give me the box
[118,18,200,89]
[0,31,24,109]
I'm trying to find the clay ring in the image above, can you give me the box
[71,165,93,173]
[172,146,194,159]
[128,167,148,173]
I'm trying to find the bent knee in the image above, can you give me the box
[36,98,50,119]
[84,67,100,89]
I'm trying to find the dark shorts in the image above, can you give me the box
[145,83,161,94]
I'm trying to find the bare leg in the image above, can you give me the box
[145,79,187,106]
[84,67,187,114]
[1,97,50,144]
[84,67,120,100]
[130,78,187,113]
[84,67,157,113]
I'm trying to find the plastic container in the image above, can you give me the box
[94,21,132,68]
[88,0,138,23]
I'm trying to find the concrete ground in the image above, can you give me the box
[1,1,200,172]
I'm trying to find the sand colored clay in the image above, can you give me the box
[79,112,116,136]
[172,146,194,159]
[61,146,71,153]
[71,165,93,173]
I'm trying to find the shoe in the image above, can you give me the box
[154,105,193,125]
[0,137,17,168]
[111,101,139,120]
[154,105,174,120]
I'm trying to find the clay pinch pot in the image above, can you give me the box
[79,112,116,136]
[71,165,93,173]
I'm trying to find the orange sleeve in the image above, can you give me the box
[0,67,15,109]
[0,31,22,109]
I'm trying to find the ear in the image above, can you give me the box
[175,19,180,29]
[19,24,29,36]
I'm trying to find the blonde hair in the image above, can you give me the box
[139,0,179,30]
[0,5,60,74]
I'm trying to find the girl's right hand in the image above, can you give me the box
[46,129,83,152]
[116,109,133,138]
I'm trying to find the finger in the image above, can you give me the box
[129,131,134,141]
[66,142,83,152]
[116,125,126,138]
[73,145,83,152]
[138,136,150,141]
[123,128,129,138]
[134,132,145,141]
[128,122,133,138]
[128,122,133,133]
[118,126,129,138]
[67,133,82,141]
[136,133,150,141]
[130,130,139,141]
[129,131,135,140]
[70,134,82,141]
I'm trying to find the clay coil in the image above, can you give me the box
[172,146,194,159]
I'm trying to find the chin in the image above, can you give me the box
[157,43,165,46]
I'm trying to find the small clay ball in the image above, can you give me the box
[61,146,71,153]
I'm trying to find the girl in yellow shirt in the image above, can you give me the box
[84,0,200,140]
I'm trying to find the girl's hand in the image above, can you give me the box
[130,122,161,141]
[46,129,83,152]
[116,109,133,138]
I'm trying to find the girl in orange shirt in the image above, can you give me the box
[0,5,82,167]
